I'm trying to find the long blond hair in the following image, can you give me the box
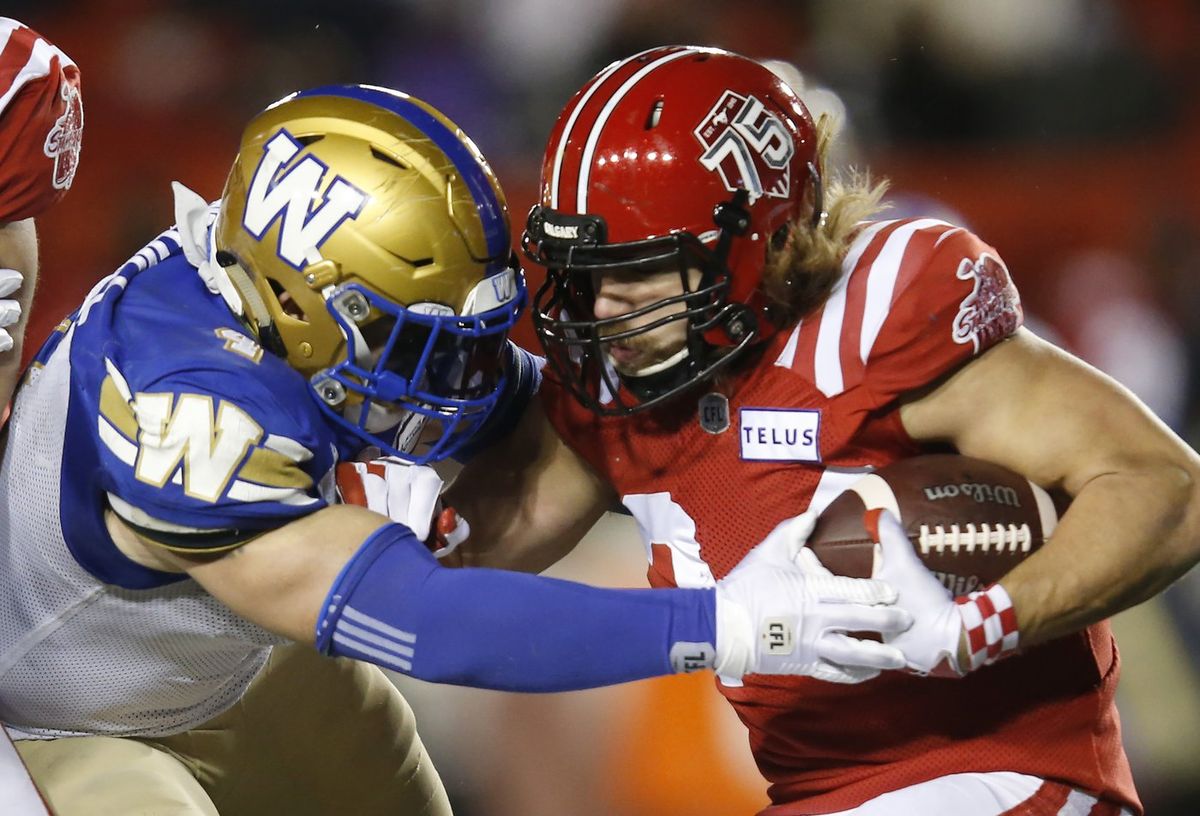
[759,116,890,329]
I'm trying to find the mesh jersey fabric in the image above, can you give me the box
[0,225,348,738]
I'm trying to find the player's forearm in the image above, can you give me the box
[182,505,717,691]
[1000,460,1200,648]
[446,401,610,573]
[317,521,717,691]
[179,505,385,643]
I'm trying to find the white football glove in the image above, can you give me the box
[0,267,23,354]
[870,509,1024,677]
[714,513,913,683]
[335,459,469,559]
[870,510,963,675]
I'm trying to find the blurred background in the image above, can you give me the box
[11,0,1200,813]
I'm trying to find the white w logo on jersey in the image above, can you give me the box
[242,130,368,269]
[134,393,264,503]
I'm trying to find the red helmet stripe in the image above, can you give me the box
[548,49,651,210]
[576,47,701,214]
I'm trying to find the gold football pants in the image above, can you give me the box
[16,643,452,815]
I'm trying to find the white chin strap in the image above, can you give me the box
[615,346,690,377]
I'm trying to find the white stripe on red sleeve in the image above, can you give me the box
[857,218,955,364]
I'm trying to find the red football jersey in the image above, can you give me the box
[542,218,1139,815]
[0,18,83,222]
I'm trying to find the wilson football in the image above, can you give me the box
[808,455,1060,595]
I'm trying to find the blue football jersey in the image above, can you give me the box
[33,226,353,589]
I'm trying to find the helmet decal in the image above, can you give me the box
[694,91,794,202]
[242,129,368,270]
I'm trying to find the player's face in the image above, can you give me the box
[591,265,701,375]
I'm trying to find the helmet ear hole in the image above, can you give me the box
[645,99,664,129]
[268,279,308,322]
[770,225,790,251]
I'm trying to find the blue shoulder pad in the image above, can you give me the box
[95,325,338,539]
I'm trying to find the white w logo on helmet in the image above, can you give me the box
[242,130,368,269]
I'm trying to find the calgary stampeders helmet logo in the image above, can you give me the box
[44,75,83,190]
[952,253,1022,353]
[694,90,795,202]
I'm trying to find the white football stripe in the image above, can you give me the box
[343,605,417,644]
[773,320,803,369]
[0,23,14,63]
[859,218,953,364]
[843,219,897,269]
[813,274,850,396]
[577,48,697,213]
[337,620,415,658]
[549,49,650,209]
[1030,480,1058,538]
[263,433,313,463]
[104,358,134,401]
[807,465,876,516]
[332,633,412,672]
[0,36,67,114]
[849,473,902,518]
[227,480,317,506]
[98,417,137,465]
[933,226,965,249]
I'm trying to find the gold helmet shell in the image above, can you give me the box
[213,85,525,461]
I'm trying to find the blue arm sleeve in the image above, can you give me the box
[452,341,543,462]
[316,523,717,692]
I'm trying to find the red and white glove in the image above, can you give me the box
[868,509,1020,677]
[0,268,21,353]
[714,513,913,683]
[335,459,470,559]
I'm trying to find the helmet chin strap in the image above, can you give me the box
[221,262,273,332]
[616,346,697,404]
[618,346,690,377]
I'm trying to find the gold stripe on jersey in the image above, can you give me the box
[99,374,140,441]
[239,446,314,490]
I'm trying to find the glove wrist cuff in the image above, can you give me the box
[713,590,753,679]
[955,583,1019,672]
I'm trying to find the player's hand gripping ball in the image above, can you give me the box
[807,455,1060,594]
[807,455,1062,675]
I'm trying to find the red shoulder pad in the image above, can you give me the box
[0,18,83,221]
[863,225,1022,403]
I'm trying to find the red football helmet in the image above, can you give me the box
[524,45,820,415]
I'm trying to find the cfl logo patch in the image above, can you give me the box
[762,618,795,655]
